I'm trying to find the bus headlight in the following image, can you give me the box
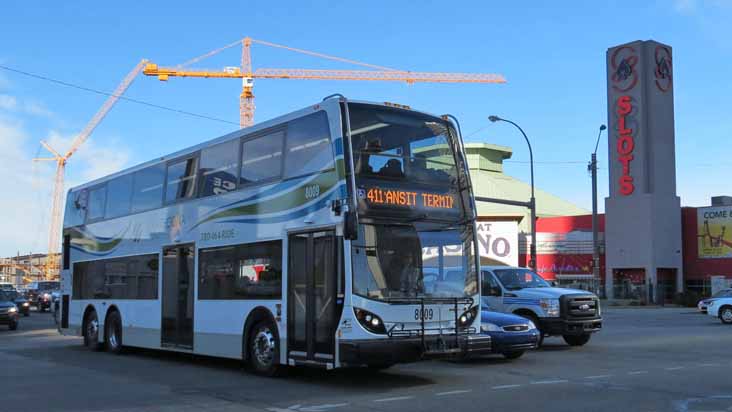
[354,308,386,334]
[458,306,478,328]
[540,299,560,317]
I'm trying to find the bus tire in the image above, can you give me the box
[248,319,282,377]
[83,309,101,351]
[105,310,124,354]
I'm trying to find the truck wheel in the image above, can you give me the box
[502,351,525,360]
[563,333,591,346]
[719,306,732,324]
[248,319,282,377]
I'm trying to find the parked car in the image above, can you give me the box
[481,266,602,347]
[480,310,540,359]
[0,290,20,330]
[706,297,732,324]
[697,288,732,314]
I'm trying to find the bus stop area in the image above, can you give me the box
[3,307,731,412]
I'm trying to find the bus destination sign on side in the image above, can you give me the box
[358,186,455,210]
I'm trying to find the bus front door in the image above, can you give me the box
[161,244,195,349]
[288,231,337,365]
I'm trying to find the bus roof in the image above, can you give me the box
[67,98,447,193]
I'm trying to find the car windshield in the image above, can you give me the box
[492,268,551,290]
[352,222,477,300]
[0,290,17,301]
[711,289,732,298]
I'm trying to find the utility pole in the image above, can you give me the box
[590,125,607,295]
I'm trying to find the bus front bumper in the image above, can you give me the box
[339,334,492,365]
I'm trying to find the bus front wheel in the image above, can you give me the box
[248,320,282,377]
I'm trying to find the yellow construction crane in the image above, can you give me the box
[143,37,506,128]
[33,59,148,280]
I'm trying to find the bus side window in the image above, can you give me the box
[199,139,238,197]
[86,185,107,222]
[165,157,199,203]
[240,131,284,186]
[64,189,87,227]
[105,174,133,219]
[283,111,332,178]
[131,164,165,213]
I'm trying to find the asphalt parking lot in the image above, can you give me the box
[1,308,731,412]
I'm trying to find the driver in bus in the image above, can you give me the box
[356,138,383,175]
[400,254,423,296]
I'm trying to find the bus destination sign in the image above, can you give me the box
[358,186,455,210]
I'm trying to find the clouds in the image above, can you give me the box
[0,94,132,257]
[0,94,17,110]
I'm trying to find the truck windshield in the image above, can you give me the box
[493,268,551,290]
[352,222,477,300]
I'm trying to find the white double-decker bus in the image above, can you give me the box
[58,96,489,375]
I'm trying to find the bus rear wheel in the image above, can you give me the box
[83,310,101,351]
[105,311,124,354]
[248,320,282,377]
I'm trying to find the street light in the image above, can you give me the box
[589,124,607,295]
[488,115,537,271]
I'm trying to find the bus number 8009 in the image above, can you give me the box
[415,308,434,320]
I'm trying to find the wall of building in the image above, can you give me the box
[681,207,732,291]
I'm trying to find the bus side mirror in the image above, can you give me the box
[344,210,358,240]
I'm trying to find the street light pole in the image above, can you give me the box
[590,124,607,294]
[489,115,536,271]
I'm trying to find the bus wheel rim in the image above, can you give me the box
[87,319,98,341]
[253,328,275,366]
[109,325,119,348]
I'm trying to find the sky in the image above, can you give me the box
[1,0,731,257]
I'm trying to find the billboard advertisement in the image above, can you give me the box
[476,221,518,266]
[698,206,732,259]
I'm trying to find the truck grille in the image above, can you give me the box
[561,295,599,319]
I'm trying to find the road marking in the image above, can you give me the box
[699,363,720,367]
[531,379,569,385]
[436,390,472,396]
[585,375,613,379]
[492,384,523,390]
[299,403,349,412]
[665,367,685,371]
[628,371,648,375]
[373,396,414,403]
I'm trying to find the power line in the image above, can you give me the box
[0,64,240,126]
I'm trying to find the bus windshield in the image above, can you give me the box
[352,222,477,300]
[349,104,459,185]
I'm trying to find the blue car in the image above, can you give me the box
[480,310,540,359]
